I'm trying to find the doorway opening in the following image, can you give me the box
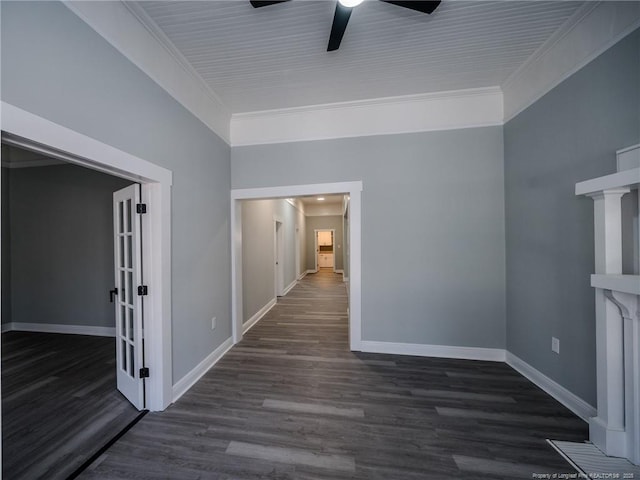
[315,229,336,271]
[0,147,143,478]
[1,104,173,401]
[231,181,362,350]
[1,102,173,475]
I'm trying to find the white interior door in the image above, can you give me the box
[113,184,146,410]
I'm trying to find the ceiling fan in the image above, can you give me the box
[250,0,441,51]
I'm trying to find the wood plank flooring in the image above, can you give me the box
[81,269,588,479]
[2,331,140,480]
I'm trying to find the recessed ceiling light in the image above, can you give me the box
[317,197,325,201]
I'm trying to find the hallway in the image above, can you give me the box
[81,270,587,479]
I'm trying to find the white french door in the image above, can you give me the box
[113,184,146,410]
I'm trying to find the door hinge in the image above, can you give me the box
[139,367,149,378]
[137,285,148,296]
[136,203,147,214]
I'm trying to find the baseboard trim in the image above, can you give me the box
[3,322,116,337]
[505,352,596,422]
[243,298,277,334]
[359,340,506,362]
[172,336,234,403]
[282,279,297,296]
[297,270,308,281]
[334,269,344,274]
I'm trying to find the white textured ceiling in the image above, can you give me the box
[133,0,586,114]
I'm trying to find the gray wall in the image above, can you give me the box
[232,127,506,348]
[8,164,131,328]
[1,1,232,382]
[504,28,640,406]
[242,199,305,322]
[305,215,344,271]
[2,168,11,325]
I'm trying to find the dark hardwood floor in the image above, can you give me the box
[81,269,588,479]
[2,331,140,480]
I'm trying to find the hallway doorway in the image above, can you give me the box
[230,181,363,350]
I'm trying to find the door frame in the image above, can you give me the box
[274,218,285,297]
[314,229,336,272]
[231,181,363,351]
[295,223,301,280]
[1,102,173,412]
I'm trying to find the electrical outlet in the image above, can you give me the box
[211,317,217,330]
[552,337,560,354]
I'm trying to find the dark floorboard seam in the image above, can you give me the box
[65,409,149,480]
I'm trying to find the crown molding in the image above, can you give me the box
[503,1,640,123]
[63,1,638,147]
[235,87,502,119]
[63,1,231,144]
[231,87,503,147]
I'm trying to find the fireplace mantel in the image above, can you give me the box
[576,144,639,466]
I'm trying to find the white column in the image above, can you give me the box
[588,188,630,458]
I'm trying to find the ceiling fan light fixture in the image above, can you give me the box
[338,0,364,8]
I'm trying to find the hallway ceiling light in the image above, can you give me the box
[317,197,325,201]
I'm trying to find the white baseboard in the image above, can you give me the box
[335,269,344,274]
[243,298,277,334]
[307,269,317,275]
[297,270,308,281]
[172,336,233,403]
[506,352,596,422]
[3,322,116,337]
[282,279,297,296]
[359,340,506,362]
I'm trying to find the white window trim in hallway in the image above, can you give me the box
[231,181,363,351]
[0,102,173,412]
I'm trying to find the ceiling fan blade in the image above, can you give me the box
[250,0,290,8]
[380,0,441,14]
[327,2,353,51]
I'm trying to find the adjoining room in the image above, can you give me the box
[1,145,141,479]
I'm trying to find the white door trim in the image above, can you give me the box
[295,223,301,280]
[231,181,363,351]
[1,102,173,411]
[273,218,284,297]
